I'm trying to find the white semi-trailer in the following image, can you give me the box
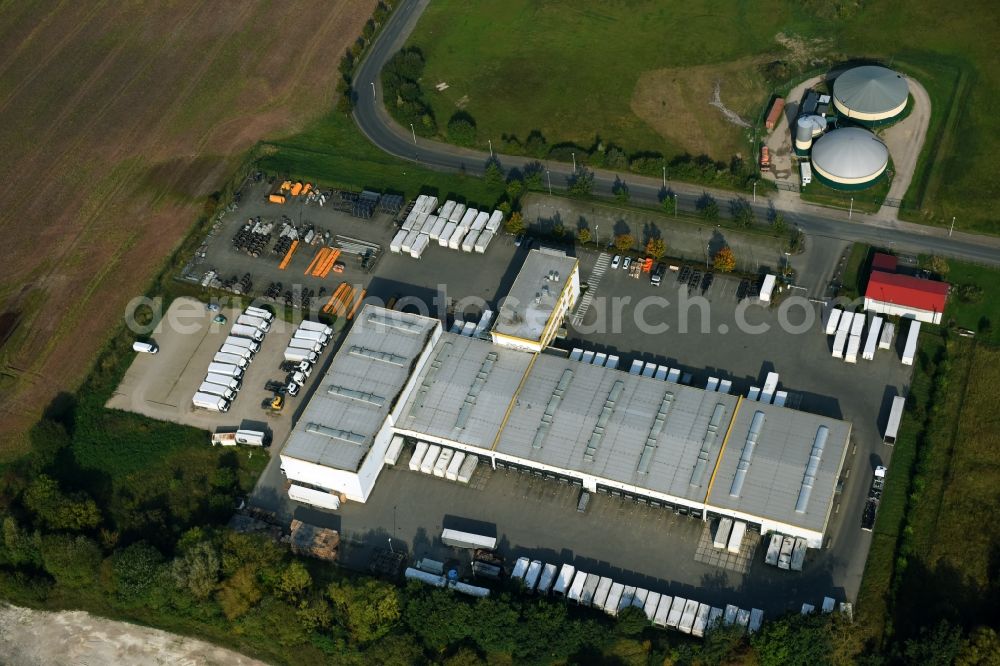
[207,362,243,379]
[440,528,496,550]
[236,314,270,333]
[230,323,264,342]
[198,381,237,401]
[832,328,849,358]
[192,392,229,412]
[902,320,921,366]
[223,335,260,353]
[214,352,248,369]
[824,308,843,335]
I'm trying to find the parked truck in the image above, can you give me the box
[224,335,260,354]
[205,373,241,391]
[283,346,318,364]
[214,352,248,369]
[861,465,888,531]
[293,329,329,347]
[230,323,264,342]
[219,344,253,361]
[198,381,237,401]
[298,320,333,337]
[207,362,244,379]
[236,314,270,333]
[244,306,274,323]
[287,337,322,354]
[192,392,230,412]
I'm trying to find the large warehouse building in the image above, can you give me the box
[832,65,909,126]
[280,302,853,548]
[810,127,889,190]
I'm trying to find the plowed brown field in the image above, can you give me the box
[0,0,375,454]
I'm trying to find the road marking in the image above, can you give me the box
[572,253,610,325]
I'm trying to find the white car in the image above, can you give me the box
[622,257,632,271]
[611,255,621,269]
[132,341,158,354]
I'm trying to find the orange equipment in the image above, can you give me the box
[268,194,286,204]
[278,240,299,270]
[305,247,329,276]
[289,182,303,196]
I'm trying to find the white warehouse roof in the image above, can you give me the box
[493,249,578,344]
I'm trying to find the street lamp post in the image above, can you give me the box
[949,216,956,237]
[488,138,493,158]
[410,123,416,145]
[370,81,375,99]
[849,197,854,220]
[674,194,678,218]
[594,224,599,247]
[546,170,552,196]
[753,180,757,204]
[572,152,576,171]
[662,165,666,188]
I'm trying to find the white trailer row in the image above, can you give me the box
[390,198,504,259]
[407,442,478,484]
[513,555,763,637]
[827,308,909,365]
[628,359,683,383]
[193,307,274,412]
[712,517,748,553]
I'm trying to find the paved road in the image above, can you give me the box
[353,0,1000,268]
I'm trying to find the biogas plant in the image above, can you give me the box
[767,64,911,191]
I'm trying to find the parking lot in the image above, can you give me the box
[184,179,526,321]
[252,452,841,616]
[108,297,332,443]
[559,246,913,604]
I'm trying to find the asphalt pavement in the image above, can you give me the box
[353,0,1000,268]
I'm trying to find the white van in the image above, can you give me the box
[132,341,158,354]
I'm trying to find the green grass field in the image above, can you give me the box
[259,111,505,207]
[404,0,1000,233]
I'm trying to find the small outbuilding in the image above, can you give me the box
[864,271,948,325]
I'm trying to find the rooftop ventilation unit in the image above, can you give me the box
[408,342,453,416]
[584,380,625,462]
[532,369,575,449]
[729,411,765,498]
[349,346,406,366]
[690,403,727,488]
[367,311,423,334]
[637,390,675,473]
[795,426,829,513]
[455,352,498,429]
[327,385,386,408]
[305,423,365,445]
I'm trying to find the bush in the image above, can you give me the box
[714,246,737,272]
[113,541,163,600]
[505,212,526,236]
[568,168,594,196]
[447,112,477,147]
[698,194,720,222]
[41,533,102,589]
[645,238,666,259]
[614,234,634,252]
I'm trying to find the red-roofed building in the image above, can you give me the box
[864,270,949,324]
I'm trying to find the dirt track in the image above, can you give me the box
[0,0,375,454]
[0,604,266,666]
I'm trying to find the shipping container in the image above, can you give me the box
[778,536,795,570]
[390,228,407,253]
[409,442,429,471]
[474,230,494,253]
[679,599,699,633]
[566,570,587,602]
[553,564,576,596]
[838,311,854,333]
[448,203,466,224]
[440,528,496,550]
[832,328,849,358]
[471,211,489,231]
[666,596,686,628]
[790,537,808,571]
[385,435,404,465]
[510,557,530,582]
[439,222,457,247]
[524,560,543,591]
[604,582,625,616]
[420,445,441,474]
[724,604,739,626]
[486,210,504,233]
[749,608,764,633]
[727,521,747,553]
[410,233,430,259]
[692,603,711,638]
[652,595,672,627]
[401,229,420,253]
[824,307,843,335]
[448,225,466,250]
[879,322,895,350]
[765,97,785,129]
[850,312,865,337]
[459,208,478,229]
[456,454,479,483]
[845,335,861,363]
[765,533,782,566]
[644,591,662,621]
[902,320,921,365]
[445,451,465,480]
[440,200,456,221]
[581,573,600,606]
[538,563,558,594]
[461,229,479,253]
[593,577,613,609]
[714,517,733,549]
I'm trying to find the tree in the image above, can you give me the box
[615,606,649,636]
[732,197,755,227]
[23,474,101,532]
[698,195,720,222]
[447,112,477,147]
[327,579,401,643]
[296,595,333,632]
[404,588,474,649]
[714,246,736,272]
[750,613,832,666]
[773,211,786,232]
[614,234,634,252]
[171,540,220,599]
[612,176,630,203]
[576,228,591,245]
[505,178,524,201]
[645,238,666,259]
[928,255,950,276]
[217,565,262,620]
[552,223,566,238]
[788,227,805,254]
[569,168,594,196]
[523,162,544,189]
[1,518,42,568]
[504,211,526,236]
[904,621,965,666]
[662,193,677,215]
[484,158,504,187]
[956,627,1000,665]
[277,561,312,602]
[112,541,163,600]
[41,534,101,589]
